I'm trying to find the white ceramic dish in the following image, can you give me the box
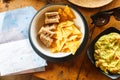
[29,4,88,62]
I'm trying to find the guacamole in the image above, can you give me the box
[94,32,120,74]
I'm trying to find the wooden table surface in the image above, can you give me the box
[0,0,120,80]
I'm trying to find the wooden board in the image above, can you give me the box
[68,0,113,8]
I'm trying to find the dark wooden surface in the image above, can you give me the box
[0,0,120,80]
[0,74,42,80]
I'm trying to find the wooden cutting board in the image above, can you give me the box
[68,0,113,8]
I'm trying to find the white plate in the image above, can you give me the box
[29,4,89,62]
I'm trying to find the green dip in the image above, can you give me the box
[94,32,120,74]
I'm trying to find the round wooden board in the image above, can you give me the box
[68,0,113,8]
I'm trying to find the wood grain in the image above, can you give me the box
[0,0,120,80]
[0,74,42,80]
[78,0,120,80]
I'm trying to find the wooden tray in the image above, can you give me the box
[68,0,113,8]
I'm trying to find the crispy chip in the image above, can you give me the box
[50,20,82,55]
[63,28,72,38]
[58,8,68,21]
[56,39,66,51]
[58,21,74,28]
[61,44,70,52]
[58,6,75,22]
[54,29,62,40]
[68,35,78,41]
[64,6,75,20]
[72,25,81,35]
[66,40,80,55]
[50,41,58,53]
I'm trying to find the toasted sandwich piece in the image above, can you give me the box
[38,24,58,47]
[40,34,53,47]
[38,24,56,37]
[45,12,60,24]
[45,12,59,17]
[45,24,57,30]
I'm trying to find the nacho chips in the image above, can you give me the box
[51,21,82,55]
[58,6,75,22]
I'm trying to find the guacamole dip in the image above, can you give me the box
[94,32,120,74]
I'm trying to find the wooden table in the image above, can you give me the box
[0,0,120,80]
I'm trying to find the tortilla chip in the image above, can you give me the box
[58,6,75,22]
[66,40,80,55]
[72,25,81,35]
[64,6,75,20]
[50,20,82,55]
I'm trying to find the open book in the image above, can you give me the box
[0,6,47,76]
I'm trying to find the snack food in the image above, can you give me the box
[38,6,82,55]
[51,21,82,55]
[45,12,60,24]
[38,11,59,47]
[94,32,120,74]
[38,24,57,47]
[58,5,75,22]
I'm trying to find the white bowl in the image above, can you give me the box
[29,4,89,62]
